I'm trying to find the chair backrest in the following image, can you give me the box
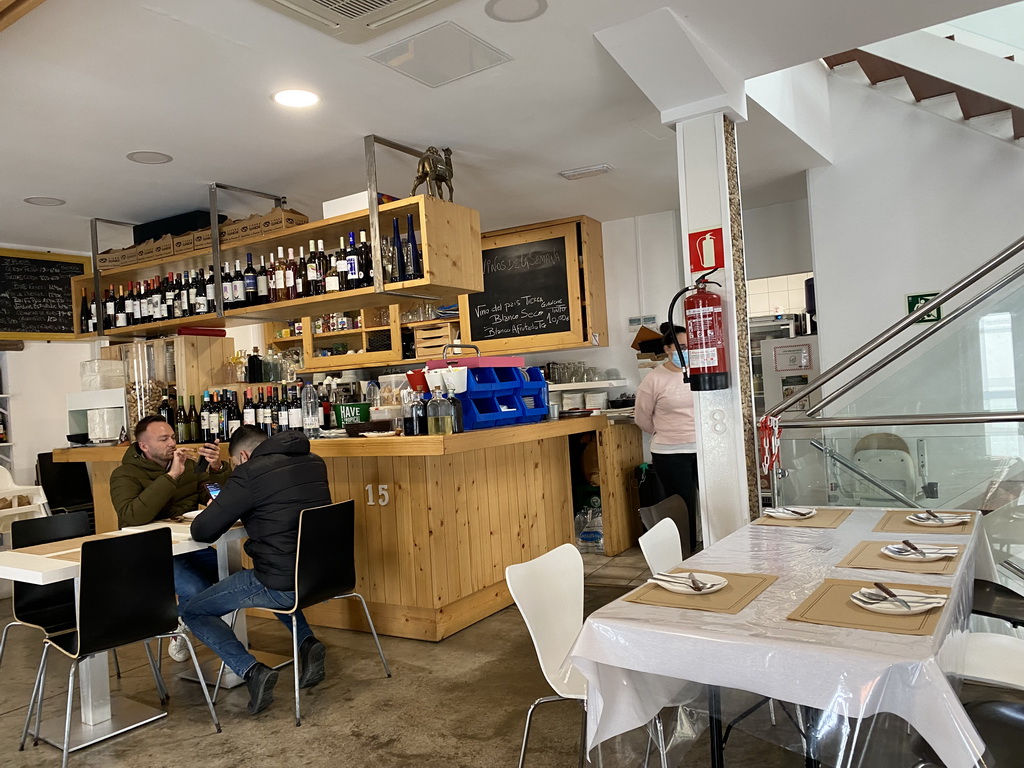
[638,495,690,559]
[293,500,356,611]
[76,527,178,657]
[10,510,92,624]
[505,543,586,699]
[639,517,683,576]
[35,453,93,511]
[0,466,15,493]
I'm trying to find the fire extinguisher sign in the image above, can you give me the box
[688,227,725,273]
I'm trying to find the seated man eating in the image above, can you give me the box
[185,425,331,715]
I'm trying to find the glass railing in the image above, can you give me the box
[926,3,1024,59]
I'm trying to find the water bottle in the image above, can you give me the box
[301,382,321,439]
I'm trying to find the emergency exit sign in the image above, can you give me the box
[907,293,942,323]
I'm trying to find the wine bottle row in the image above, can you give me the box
[80,216,425,332]
[158,385,322,443]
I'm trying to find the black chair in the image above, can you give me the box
[911,700,1023,767]
[0,511,91,671]
[215,500,390,727]
[35,453,94,520]
[972,578,1024,628]
[20,528,221,767]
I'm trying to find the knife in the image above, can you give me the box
[781,507,813,517]
[900,540,928,557]
[873,582,912,611]
[686,572,705,592]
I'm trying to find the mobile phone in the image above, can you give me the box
[205,483,221,500]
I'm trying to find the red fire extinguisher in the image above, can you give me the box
[681,272,729,391]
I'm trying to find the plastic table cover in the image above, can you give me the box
[568,508,988,768]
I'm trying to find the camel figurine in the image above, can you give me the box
[411,146,454,201]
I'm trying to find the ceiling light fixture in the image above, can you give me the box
[23,196,66,206]
[484,0,547,23]
[272,89,321,108]
[126,151,174,164]
[558,163,613,181]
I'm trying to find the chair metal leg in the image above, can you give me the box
[33,643,50,747]
[20,643,47,751]
[517,695,566,768]
[112,648,121,679]
[211,610,238,705]
[181,635,221,734]
[61,660,77,768]
[292,614,301,727]
[144,639,169,705]
[654,714,668,768]
[340,592,391,677]
[578,701,587,768]
[769,698,777,726]
[0,620,19,670]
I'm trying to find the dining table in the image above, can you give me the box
[0,517,267,752]
[568,506,996,768]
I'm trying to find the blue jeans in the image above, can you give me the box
[172,548,219,615]
[182,568,314,678]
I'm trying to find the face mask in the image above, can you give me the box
[671,349,688,368]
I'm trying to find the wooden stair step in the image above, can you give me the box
[1012,108,1024,140]
[901,66,956,102]
[823,50,859,69]
[851,51,905,84]
[956,87,1010,119]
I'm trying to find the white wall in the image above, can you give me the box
[1,341,96,485]
[809,73,1024,370]
[522,209,685,391]
[742,199,814,279]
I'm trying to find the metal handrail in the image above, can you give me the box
[775,411,1024,429]
[764,232,1024,419]
[809,439,922,508]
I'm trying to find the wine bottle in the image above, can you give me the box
[393,217,406,282]
[164,273,176,319]
[285,248,298,300]
[345,233,360,288]
[200,391,211,442]
[124,282,135,326]
[232,260,245,307]
[277,387,290,431]
[295,247,306,298]
[324,254,341,293]
[275,247,287,302]
[243,253,258,306]
[221,263,233,307]
[288,386,302,431]
[194,270,208,314]
[176,402,189,442]
[178,273,190,318]
[104,285,115,330]
[205,265,216,312]
[220,390,232,441]
[188,395,200,443]
[88,292,98,333]
[306,240,321,296]
[208,391,221,440]
[79,288,90,333]
[358,230,374,288]
[255,386,265,427]
[269,386,280,435]
[407,214,423,279]
[317,240,328,294]
[256,255,269,304]
[114,286,128,328]
[158,389,172,424]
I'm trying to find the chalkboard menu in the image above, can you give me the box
[0,252,86,335]
[468,236,574,342]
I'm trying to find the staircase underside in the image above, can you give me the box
[824,46,1024,140]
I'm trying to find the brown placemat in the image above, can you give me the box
[788,578,950,636]
[623,571,778,614]
[836,540,962,575]
[751,508,853,529]
[873,509,977,535]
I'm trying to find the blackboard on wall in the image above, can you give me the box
[468,235,575,342]
[0,250,88,337]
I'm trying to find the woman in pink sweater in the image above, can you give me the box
[633,323,699,551]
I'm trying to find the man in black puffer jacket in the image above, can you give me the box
[185,426,332,715]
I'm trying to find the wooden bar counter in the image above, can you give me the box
[54,417,642,641]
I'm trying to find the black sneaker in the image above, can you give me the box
[298,637,326,689]
[245,663,279,715]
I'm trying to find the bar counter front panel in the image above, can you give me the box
[54,418,643,641]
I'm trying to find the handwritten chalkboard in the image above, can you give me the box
[468,236,574,341]
[0,253,86,335]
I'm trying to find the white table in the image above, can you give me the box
[568,508,987,768]
[0,521,247,752]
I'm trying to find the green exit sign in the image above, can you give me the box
[907,292,942,323]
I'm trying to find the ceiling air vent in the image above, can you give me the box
[247,0,461,44]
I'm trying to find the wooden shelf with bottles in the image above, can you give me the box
[296,304,403,372]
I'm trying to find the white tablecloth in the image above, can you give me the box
[568,508,986,768]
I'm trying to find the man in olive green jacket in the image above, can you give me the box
[110,414,231,661]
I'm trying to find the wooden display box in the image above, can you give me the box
[413,322,458,358]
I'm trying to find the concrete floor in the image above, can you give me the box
[0,558,1009,767]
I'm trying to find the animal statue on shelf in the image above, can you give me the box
[411,146,454,201]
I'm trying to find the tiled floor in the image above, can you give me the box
[583,545,652,587]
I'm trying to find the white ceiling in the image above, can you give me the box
[0,0,1013,253]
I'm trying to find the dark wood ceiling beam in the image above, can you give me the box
[0,0,48,35]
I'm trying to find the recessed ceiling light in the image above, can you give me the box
[127,151,174,164]
[23,196,66,206]
[272,89,320,108]
[558,164,613,181]
[484,0,547,23]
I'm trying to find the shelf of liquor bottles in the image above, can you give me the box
[72,195,482,337]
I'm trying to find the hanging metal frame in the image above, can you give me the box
[88,217,137,338]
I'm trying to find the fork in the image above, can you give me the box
[856,590,946,604]
[655,572,713,590]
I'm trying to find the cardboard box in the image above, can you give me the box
[152,234,174,260]
[96,249,120,270]
[173,231,195,255]
[323,192,398,219]
[236,214,263,240]
[119,244,138,266]
[219,219,244,243]
[194,228,212,251]
[258,207,310,234]
[136,239,158,263]
[630,325,663,352]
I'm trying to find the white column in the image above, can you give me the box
[676,113,755,544]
